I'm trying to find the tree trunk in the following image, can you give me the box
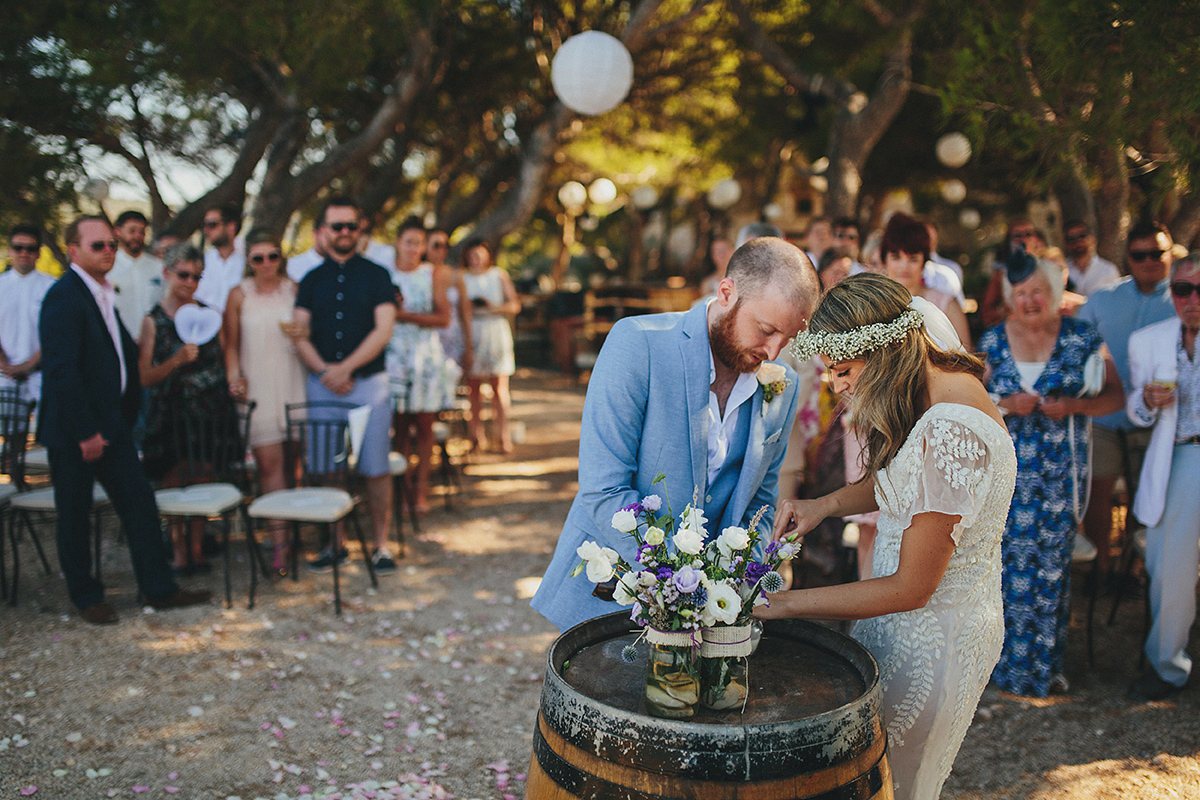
[1094,142,1129,264]
[1052,155,1096,236]
[248,29,436,237]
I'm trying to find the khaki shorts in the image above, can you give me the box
[1091,425,1153,482]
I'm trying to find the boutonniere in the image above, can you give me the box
[756,362,790,412]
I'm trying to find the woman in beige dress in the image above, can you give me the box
[224,230,306,574]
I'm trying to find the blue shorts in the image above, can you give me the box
[305,372,391,477]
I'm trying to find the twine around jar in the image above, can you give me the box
[700,624,754,657]
[645,627,701,648]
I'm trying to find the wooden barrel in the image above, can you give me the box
[526,612,891,799]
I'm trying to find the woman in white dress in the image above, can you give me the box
[759,273,1017,800]
[386,217,458,512]
[461,238,519,454]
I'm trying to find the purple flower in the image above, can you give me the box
[621,501,644,514]
[744,562,770,582]
[673,565,702,594]
[655,566,675,582]
[641,494,662,511]
[765,540,781,557]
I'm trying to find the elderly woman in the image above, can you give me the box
[978,251,1124,697]
[1125,252,1200,701]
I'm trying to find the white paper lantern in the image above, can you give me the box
[551,31,634,115]
[936,133,972,168]
[558,181,588,211]
[588,178,617,206]
[631,186,659,210]
[707,178,742,210]
[958,208,981,230]
[940,179,967,204]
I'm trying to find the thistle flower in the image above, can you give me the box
[759,571,785,593]
[621,644,638,663]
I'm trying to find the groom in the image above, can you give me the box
[532,237,820,631]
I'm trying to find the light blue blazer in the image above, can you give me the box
[531,303,801,631]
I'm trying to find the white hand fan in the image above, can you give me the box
[175,304,222,345]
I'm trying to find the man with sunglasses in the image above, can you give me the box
[194,203,244,313]
[1063,220,1119,297]
[293,196,399,573]
[109,210,163,340]
[38,215,211,624]
[1,225,56,405]
[1077,221,1177,579]
[1125,252,1200,700]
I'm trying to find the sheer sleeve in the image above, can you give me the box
[899,417,994,545]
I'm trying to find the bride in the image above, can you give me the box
[758,273,1016,800]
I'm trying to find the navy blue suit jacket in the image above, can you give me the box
[38,269,142,450]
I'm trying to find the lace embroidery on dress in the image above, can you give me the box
[853,403,1016,800]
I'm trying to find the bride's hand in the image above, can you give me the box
[772,498,826,543]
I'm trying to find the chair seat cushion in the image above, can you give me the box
[155,483,244,516]
[24,446,49,472]
[248,487,354,523]
[10,484,109,511]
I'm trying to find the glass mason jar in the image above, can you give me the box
[644,631,700,720]
[699,623,754,711]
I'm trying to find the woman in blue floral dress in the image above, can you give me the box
[979,253,1123,696]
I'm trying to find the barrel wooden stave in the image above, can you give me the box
[527,613,893,799]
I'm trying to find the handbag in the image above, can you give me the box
[1078,351,1105,398]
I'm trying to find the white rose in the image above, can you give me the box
[679,505,708,533]
[757,362,787,385]
[644,526,666,546]
[611,509,638,533]
[613,572,640,606]
[673,526,705,555]
[717,526,750,556]
[584,548,619,583]
[576,541,604,562]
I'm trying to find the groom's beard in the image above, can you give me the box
[710,301,761,374]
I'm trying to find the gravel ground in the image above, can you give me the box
[1,368,1197,799]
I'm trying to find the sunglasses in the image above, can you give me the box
[328,222,359,233]
[10,243,38,254]
[1170,281,1200,299]
[1129,249,1165,262]
[1064,232,1089,242]
[249,252,282,265]
[172,269,203,282]
[88,240,118,252]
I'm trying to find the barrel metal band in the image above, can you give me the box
[533,719,887,800]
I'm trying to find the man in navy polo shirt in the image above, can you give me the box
[293,196,399,573]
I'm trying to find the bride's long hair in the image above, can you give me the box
[809,273,984,477]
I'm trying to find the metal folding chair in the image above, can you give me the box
[153,400,263,608]
[247,402,377,614]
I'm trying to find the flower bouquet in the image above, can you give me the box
[571,474,797,718]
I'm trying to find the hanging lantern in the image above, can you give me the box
[935,133,972,168]
[558,181,588,211]
[707,178,742,210]
[588,178,618,206]
[940,179,967,204]
[551,31,634,115]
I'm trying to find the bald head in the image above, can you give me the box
[726,236,821,320]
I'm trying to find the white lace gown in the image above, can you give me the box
[852,403,1017,800]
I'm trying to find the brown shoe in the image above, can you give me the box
[81,602,119,625]
[147,589,212,610]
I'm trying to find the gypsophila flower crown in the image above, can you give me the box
[790,307,924,362]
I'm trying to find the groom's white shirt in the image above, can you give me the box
[530,302,800,631]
